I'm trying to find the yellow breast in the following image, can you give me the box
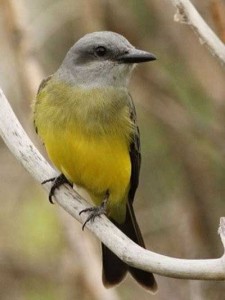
[34,81,134,222]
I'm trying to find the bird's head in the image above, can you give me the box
[56,31,156,88]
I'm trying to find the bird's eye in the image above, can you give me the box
[94,46,107,57]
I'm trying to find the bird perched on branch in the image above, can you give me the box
[33,31,157,292]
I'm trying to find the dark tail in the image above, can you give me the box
[102,202,157,292]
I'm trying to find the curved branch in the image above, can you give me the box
[0,88,225,280]
[170,0,225,65]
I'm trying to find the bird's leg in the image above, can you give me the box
[79,190,109,230]
[42,174,72,204]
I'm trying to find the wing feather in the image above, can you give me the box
[128,94,141,203]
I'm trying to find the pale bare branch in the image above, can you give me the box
[169,0,225,65]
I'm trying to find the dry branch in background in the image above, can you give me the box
[170,0,225,65]
[0,88,225,281]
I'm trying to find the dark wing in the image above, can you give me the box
[128,94,141,203]
[34,75,53,134]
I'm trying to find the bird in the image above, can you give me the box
[33,31,157,292]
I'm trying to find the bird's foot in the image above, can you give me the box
[42,174,72,204]
[79,194,108,230]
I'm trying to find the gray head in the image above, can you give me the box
[55,31,156,88]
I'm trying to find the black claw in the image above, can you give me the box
[79,206,96,215]
[43,174,72,204]
[48,190,55,204]
[42,177,56,185]
[80,195,108,230]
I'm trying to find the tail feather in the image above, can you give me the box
[102,202,157,292]
[102,243,127,287]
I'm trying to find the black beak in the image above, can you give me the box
[117,49,156,64]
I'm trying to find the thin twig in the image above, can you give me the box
[0,88,225,280]
[170,0,225,65]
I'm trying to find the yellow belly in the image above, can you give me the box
[34,83,134,223]
[45,128,131,222]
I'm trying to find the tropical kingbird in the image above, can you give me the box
[34,31,157,291]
